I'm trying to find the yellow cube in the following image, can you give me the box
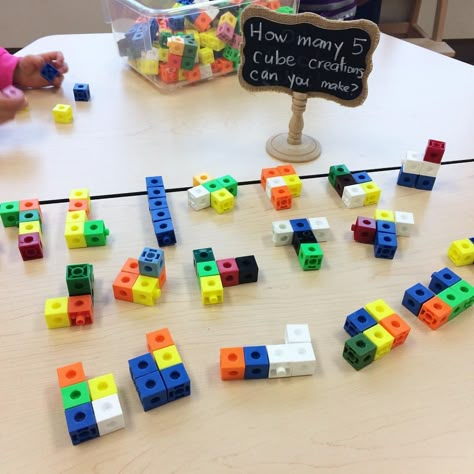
[210,188,234,214]
[193,172,212,186]
[69,188,90,201]
[158,47,169,63]
[282,174,302,197]
[52,104,73,124]
[363,324,394,360]
[88,374,118,401]
[360,181,381,206]
[448,239,474,266]
[168,36,185,56]
[66,210,88,223]
[44,297,70,329]
[198,47,215,65]
[132,275,161,306]
[19,221,42,237]
[365,299,395,322]
[201,275,224,305]
[219,12,237,28]
[374,209,395,222]
[153,344,182,371]
[64,222,86,249]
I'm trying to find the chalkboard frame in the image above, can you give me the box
[238,6,380,107]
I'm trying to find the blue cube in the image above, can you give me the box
[129,353,158,383]
[148,196,168,211]
[168,16,185,31]
[40,63,60,82]
[415,175,436,191]
[343,308,377,336]
[374,232,398,259]
[135,371,168,411]
[397,168,417,188]
[73,83,90,101]
[160,363,191,402]
[64,402,99,445]
[351,171,372,184]
[154,219,176,247]
[376,220,396,234]
[139,247,165,277]
[147,186,166,199]
[150,208,172,223]
[289,218,311,233]
[402,283,435,316]
[146,176,164,188]
[429,267,461,294]
[243,346,269,379]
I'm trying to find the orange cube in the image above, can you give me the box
[193,173,212,187]
[261,167,279,189]
[158,265,167,289]
[146,328,174,352]
[379,313,411,348]
[271,186,292,210]
[183,66,201,82]
[220,347,245,380]
[419,296,452,330]
[121,258,140,274]
[112,271,139,302]
[68,199,90,216]
[68,295,94,326]
[57,362,86,388]
[20,198,42,218]
[194,12,212,32]
[276,164,296,176]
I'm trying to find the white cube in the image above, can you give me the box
[199,64,213,80]
[342,184,366,208]
[272,220,293,246]
[308,217,332,242]
[266,344,292,378]
[419,161,441,177]
[285,324,312,344]
[395,211,415,236]
[92,394,125,436]
[288,343,316,376]
[265,176,287,198]
[402,151,423,174]
[188,185,210,211]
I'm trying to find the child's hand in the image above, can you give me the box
[0,86,27,124]
[13,51,68,89]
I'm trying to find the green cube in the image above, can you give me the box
[343,333,376,370]
[201,179,223,194]
[223,45,239,63]
[298,243,323,271]
[183,38,198,59]
[84,220,109,247]
[276,6,294,13]
[61,381,91,410]
[181,55,195,71]
[66,263,94,296]
[196,260,220,279]
[159,31,172,48]
[328,164,351,188]
[439,279,474,321]
[217,175,238,196]
[0,201,20,227]
[19,210,41,227]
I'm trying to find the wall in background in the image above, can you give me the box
[0,0,473,48]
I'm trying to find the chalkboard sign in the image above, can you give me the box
[239,6,380,107]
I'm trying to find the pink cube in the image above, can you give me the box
[216,258,239,287]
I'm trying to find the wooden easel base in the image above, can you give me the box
[266,133,321,163]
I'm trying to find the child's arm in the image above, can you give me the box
[0,48,21,90]
[0,85,27,124]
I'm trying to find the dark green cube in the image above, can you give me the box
[19,210,42,227]
[328,164,350,188]
[343,333,376,370]
[193,248,215,271]
[84,220,109,247]
[66,263,94,296]
[0,201,20,227]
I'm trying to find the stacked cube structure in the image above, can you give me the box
[188,172,238,214]
[343,299,411,370]
[272,217,332,270]
[328,165,381,208]
[397,139,445,191]
[146,176,177,246]
[447,238,474,266]
[0,198,44,260]
[220,324,316,380]
[261,164,302,210]
[351,209,415,260]
[57,361,124,445]
[128,328,191,411]
[44,263,95,328]
[402,267,474,330]
[113,247,166,306]
[64,188,109,249]
[193,247,259,305]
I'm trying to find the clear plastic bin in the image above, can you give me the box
[103,0,299,90]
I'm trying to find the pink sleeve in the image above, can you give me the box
[0,48,20,89]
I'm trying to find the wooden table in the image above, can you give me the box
[0,33,473,202]
[1,162,473,473]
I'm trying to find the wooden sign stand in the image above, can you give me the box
[266,92,321,163]
[239,7,380,163]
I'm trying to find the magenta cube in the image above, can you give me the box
[18,232,43,260]
[216,258,239,287]
[351,217,376,244]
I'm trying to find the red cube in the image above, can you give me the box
[423,139,445,164]
[216,258,239,287]
[18,232,43,260]
[351,217,376,244]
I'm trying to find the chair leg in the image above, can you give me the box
[433,0,448,42]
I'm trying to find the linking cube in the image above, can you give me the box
[52,104,73,124]
[397,139,445,191]
[193,247,258,305]
[220,324,316,381]
[271,217,331,270]
[64,188,109,249]
[44,263,95,328]
[351,209,415,260]
[146,175,177,246]
[0,198,44,260]
[41,63,60,82]
[328,164,381,208]
[447,238,474,266]
[402,268,474,330]
[129,328,191,411]
[113,247,166,306]
[261,164,302,210]
[342,299,411,370]
[56,361,124,445]
[73,83,91,101]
